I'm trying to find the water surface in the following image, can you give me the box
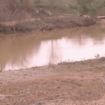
[0,25,105,71]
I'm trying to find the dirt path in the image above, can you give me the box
[0,58,105,105]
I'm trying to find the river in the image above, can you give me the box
[0,25,105,71]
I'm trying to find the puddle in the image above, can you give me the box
[0,25,105,71]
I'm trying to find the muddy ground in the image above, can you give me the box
[1,58,105,105]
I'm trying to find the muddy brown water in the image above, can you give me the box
[0,25,105,71]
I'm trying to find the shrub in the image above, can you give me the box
[22,0,35,11]
[69,0,105,16]
[8,0,35,11]
[9,0,20,11]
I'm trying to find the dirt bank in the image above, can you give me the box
[0,2,97,34]
[0,14,96,34]
[0,0,105,34]
[1,57,105,105]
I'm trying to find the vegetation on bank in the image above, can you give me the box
[0,0,104,33]
[0,0,105,22]
[69,0,105,16]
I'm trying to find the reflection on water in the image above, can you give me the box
[0,25,105,71]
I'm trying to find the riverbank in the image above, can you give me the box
[1,57,105,105]
[0,14,97,34]
[0,0,105,34]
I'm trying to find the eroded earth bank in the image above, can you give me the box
[0,3,99,34]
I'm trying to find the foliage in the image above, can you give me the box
[69,0,105,16]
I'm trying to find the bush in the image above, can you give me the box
[8,0,35,11]
[9,0,20,11]
[0,0,35,21]
[22,0,35,11]
[69,0,105,16]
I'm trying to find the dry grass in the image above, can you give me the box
[22,0,35,11]
[69,0,105,16]
[0,0,104,22]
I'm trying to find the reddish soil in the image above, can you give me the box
[0,10,96,34]
[0,58,105,105]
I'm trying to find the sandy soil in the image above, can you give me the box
[0,58,105,105]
